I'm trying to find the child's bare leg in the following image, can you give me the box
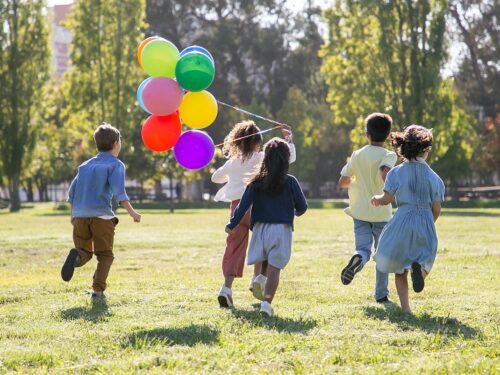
[264,265,280,303]
[224,276,235,289]
[395,272,411,313]
[255,261,268,277]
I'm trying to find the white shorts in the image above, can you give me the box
[247,223,293,269]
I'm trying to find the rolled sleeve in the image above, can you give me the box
[383,169,398,195]
[109,162,129,203]
[67,175,78,203]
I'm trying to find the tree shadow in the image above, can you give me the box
[230,306,317,333]
[60,300,112,323]
[364,305,480,339]
[124,325,219,348]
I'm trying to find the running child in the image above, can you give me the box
[372,125,445,313]
[339,113,397,303]
[61,123,141,300]
[225,138,307,317]
[212,121,295,307]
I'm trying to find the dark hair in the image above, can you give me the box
[223,120,263,162]
[366,113,393,142]
[94,123,120,152]
[251,137,290,193]
[391,125,433,160]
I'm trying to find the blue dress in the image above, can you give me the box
[374,158,445,274]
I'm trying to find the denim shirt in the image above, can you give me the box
[68,153,129,218]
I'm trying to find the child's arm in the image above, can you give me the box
[109,163,140,222]
[67,175,78,222]
[431,202,441,222]
[291,177,308,216]
[280,125,297,163]
[371,192,394,207]
[211,160,231,184]
[380,166,391,182]
[338,176,351,189]
[225,186,254,234]
[121,200,141,222]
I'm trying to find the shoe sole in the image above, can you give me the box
[218,295,233,308]
[61,248,79,282]
[411,262,425,293]
[341,255,363,285]
[252,281,265,301]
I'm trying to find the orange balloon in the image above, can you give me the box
[137,36,160,68]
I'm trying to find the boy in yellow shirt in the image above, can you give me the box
[339,113,397,302]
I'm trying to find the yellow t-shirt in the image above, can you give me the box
[341,145,397,222]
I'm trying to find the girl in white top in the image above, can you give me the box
[212,120,295,308]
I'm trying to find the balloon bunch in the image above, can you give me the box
[136,37,217,170]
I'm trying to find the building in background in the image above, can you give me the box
[49,4,72,77]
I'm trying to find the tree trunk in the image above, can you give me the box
[154,179,163,201]
[26,178,34,202]
[9,172,21,212]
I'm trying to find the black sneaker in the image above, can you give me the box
[411,262,425,293]
[376,296,391,303]
[341,254,363,285]
[61,248,79,282]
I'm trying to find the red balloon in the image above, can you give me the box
[141,113,182,152]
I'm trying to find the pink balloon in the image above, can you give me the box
[141,77,182,115]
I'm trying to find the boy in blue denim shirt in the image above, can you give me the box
[61,123,141,300]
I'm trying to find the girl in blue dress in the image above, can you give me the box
[371,125,445,313]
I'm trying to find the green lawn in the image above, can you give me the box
[0,204,498,373]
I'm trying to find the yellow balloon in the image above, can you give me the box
[179,91,218,129]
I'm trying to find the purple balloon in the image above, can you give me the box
[174,130,215,170]
[142,77,182,115]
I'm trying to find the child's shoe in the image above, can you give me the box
[251,274,267,301]
[61,248,79,282]
[376,296,391,303]
[218,286,233,308]
[91,291,106,302]
[260,301,273,317]
[411,262,425,293]
[340,254,363,285]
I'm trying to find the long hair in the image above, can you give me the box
[251,137,290,193]
[222,120,263,162]
[391,125,433,160]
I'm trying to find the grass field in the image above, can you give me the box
[0,204,499,373]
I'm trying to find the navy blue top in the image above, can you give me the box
[68,152,129,217]
[227,175,308,230]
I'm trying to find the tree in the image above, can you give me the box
[320,0,474,184]
[64,0,155,182]
[0,0,50,211]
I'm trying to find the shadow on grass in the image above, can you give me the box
[441,210,500,218]
[124,325,219,348]
[364,305,480,339]
[230,306,317,333]
[60,300,111,323]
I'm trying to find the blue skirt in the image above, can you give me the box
[374,205,438,274]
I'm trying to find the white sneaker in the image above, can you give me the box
[218,286,233,308]
[260,301,273,317]
[251,274,267,301]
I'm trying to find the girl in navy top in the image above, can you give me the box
[226,137,307,317]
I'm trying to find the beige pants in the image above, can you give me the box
[72,217,118,292]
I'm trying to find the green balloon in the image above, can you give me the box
[141,39,179,78]
[175,51,215,92]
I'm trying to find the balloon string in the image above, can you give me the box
[214,126,282,148]
[216,100,289,127]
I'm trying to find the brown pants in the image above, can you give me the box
[222,200,251,278]
[72,217,118,292]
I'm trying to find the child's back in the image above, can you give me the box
[343,144,397,222]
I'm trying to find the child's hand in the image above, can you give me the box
[280,124,293,142]
[371,196,381,207]
[130,210,141,223]
[225,226,233,235]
